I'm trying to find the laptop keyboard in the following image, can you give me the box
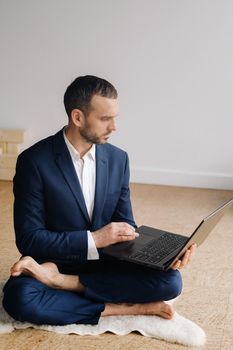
[129,233,188,264]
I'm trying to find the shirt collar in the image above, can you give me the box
[63,127,96,161]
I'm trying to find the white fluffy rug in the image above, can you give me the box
[0,282,205,347]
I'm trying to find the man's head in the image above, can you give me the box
[64,75,119,144]
[64,75,118,118]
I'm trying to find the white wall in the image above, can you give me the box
[1,0,233,189]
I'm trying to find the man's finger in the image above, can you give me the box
[117,226,137,236]
[121,232,139,237]
[119,234,137,242]
[172,260,181,270]
[187,244,196,261]
[120,232,139,238]
[180,249,191,268]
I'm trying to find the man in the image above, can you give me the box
[3,75,195,325]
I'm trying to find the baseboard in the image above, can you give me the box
[130,167,233,190]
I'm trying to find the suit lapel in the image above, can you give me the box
[53,128,90,224]
[92,145,108,228]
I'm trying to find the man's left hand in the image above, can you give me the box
[171,243,196,270]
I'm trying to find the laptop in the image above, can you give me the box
[102,198,233,271]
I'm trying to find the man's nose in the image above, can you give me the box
[109,120,117,132]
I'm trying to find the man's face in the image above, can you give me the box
[79,95,118,144]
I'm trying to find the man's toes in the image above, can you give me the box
[10,262,19,272]
[11,270,22,277]
[10,263,22,276]
[162,304,174,319]
[163,312,173,320]
[10,256,36,277]
[160,308,174,319]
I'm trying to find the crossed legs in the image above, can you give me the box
[9,256,178,320]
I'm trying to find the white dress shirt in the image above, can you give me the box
[63,129,99,260]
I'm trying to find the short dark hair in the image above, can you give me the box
[64,75,118,118]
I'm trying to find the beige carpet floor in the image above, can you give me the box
[0,181,233,350]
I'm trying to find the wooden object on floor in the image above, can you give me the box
[0,128,24,181]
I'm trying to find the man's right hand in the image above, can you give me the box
[91,222,138,248]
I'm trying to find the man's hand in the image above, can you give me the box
[91,222,138,248]
[171,243,196,270]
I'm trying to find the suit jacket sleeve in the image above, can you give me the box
[13,152,88,262]
[111,152,137,228]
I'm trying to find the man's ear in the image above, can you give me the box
[71,109,85,127]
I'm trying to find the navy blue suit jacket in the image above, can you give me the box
[13,128,136,265]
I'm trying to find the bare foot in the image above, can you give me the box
[10,256,85,293]
[102,300,174,320]
[142,300,174,319]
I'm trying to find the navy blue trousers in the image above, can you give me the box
[2,259,182,326]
